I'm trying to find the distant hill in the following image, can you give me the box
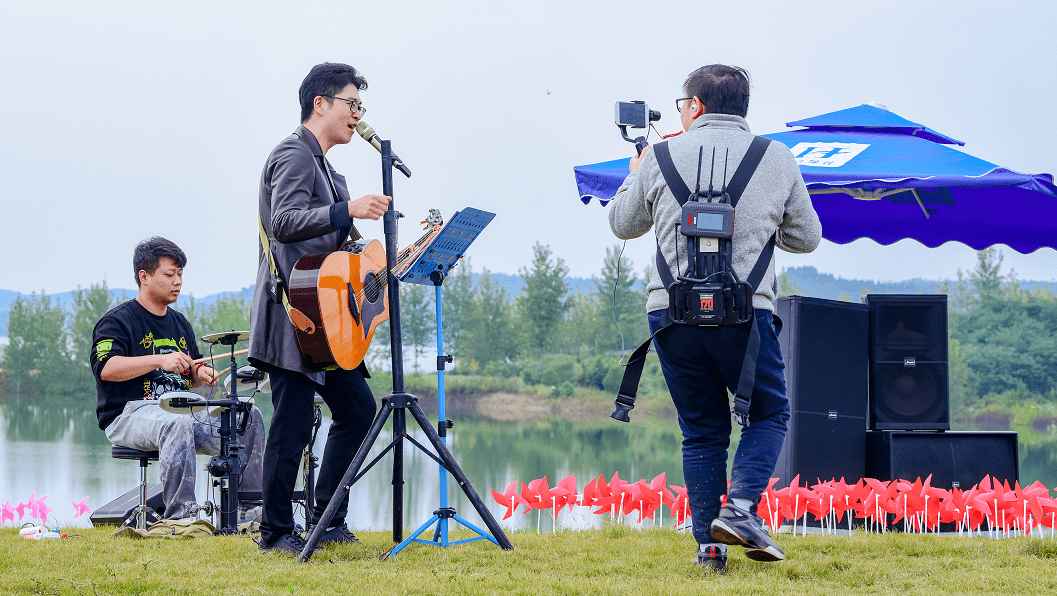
[3,268,1053,337]
[780,266,947,300]
[0,286,252,337]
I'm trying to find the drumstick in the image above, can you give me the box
[192,349,248,365]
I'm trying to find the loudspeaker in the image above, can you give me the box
[773,297,869,488]
[89,483,165,526]
[865,294,949,430]
[865,431,1019,489]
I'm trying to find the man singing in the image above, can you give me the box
[250,62,390,555]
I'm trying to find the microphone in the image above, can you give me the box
[355,121,411,178]
[355,121,382,152]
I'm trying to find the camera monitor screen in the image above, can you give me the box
[615,102,648,128]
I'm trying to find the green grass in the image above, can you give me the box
[4,526,1057,595]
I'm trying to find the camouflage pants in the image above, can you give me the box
[105,400,265,520]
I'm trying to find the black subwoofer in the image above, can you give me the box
[865,294,949,430]
[774,296,869,487]
[865,431,1019,489]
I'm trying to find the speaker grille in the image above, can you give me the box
[866,295,949,430]
[870,361,949,429]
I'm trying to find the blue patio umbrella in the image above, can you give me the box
[574,104,1057,253]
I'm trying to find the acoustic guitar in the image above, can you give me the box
[288,210,444,370]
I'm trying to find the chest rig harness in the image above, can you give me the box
[611,135,775,427]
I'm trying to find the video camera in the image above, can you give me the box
[614,101,660,156]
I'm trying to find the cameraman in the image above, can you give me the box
[608,65,820,573]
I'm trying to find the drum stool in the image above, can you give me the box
[111,445,160,530]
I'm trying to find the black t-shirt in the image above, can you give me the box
[90,299,202,430]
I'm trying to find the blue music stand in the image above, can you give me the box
[389,207,497,556]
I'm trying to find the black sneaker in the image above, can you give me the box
[710,503,785,562]
[257,532,320,556]
[318,523,361,545]
[694,543,727,575]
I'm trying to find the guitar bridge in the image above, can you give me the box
[346,283,361,325]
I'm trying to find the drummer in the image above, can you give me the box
[89,237,266,523]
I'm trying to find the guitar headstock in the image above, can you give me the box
[420,208,444,231]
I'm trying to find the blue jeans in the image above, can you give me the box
[649,310,789,544]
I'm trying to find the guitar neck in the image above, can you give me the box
[377,223,442,284]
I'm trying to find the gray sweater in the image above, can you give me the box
[609,114,822,314]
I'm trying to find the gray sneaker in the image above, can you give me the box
[257,532,320,556]
[710,503,785,562]
[694,543,727,574]
[318,523,361,545]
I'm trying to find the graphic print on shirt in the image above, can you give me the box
[139,332,194,399]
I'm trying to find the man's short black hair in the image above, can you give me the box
[683,65,751,118]
[299,63,369,123]
[133,237,186,287]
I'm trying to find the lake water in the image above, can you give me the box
[2,393,1055,534]
[0,396,685,533]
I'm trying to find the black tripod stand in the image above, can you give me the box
[298,137,512,562]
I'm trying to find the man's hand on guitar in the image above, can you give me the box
[348,194,392,220]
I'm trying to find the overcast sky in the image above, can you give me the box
[2,0,1055,298]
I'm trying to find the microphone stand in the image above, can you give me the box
[298,136,512,563]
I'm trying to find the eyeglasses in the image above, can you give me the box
[676,97,694,111]
[323,95,366,115]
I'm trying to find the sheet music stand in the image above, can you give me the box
[387,208,497,556]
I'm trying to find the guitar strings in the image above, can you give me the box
[350,227,439,304]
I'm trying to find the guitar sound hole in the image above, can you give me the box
[364,272,381,303]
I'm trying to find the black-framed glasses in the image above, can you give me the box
[676,97,694,111]
[323,95,366,115]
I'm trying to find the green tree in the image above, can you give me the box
[777,267,804,297]
[3,293,80,400]
[561,290,602,354]
[398,282,436,371]
[516,243,570,356]
[592,245,646,352]
[461,270,517,367]
[441,260,475,356]
[69,282,117,388]
[969,247,1003,303]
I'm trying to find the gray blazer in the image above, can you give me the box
[249,125,366,383]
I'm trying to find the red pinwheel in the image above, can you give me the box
[669,485,690,527]
[590,473,619,516]
[758,478,780,532]
[552,474,579,515]
[526,477,557,512]
[647,473,675,509]
[491,481,525,520]
[580,476,601,511]
[813,480,839,523]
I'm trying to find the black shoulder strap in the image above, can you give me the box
[726,136,771,207]
[652,142,692,206]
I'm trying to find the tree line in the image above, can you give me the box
[4,245,1057,415]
